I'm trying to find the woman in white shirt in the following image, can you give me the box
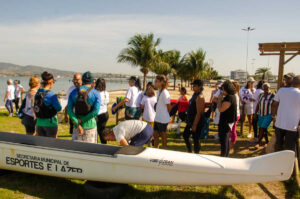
[4,79,15,117]
[95,78,110,144]
[112,76,141,120]
[14,80,24,112]
[240,77,256,138]
[21,76,40,135]
[153,74,171,149]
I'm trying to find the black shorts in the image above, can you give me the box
[154,122,168,133]
[21,114,36,133]
[275,127,298,152]
[36,126,58,137]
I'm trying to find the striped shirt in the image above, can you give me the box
[257,93,275,116]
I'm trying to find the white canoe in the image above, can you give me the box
[0,132,294,186]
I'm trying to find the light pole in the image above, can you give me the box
[251,58,256,75]
[242,26,255,82]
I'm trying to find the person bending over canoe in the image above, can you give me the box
[102,120,153,146]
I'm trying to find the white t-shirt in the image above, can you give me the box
[14,84,23,98]
[113,120,148,142]
[154,89,170,123]
[23,91,35,117]
[252,88,264,113]
[274,87,300,131]
[235,93,240,117]
[213,89,221,124]
[98,91,109,115]
[141,95,157,122]
[6,85,15,100]
[125,86,140,108]
[240,87,256,104]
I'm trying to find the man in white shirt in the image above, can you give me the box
[4,79,15,117]
[102,120,153,146]
[14,80,24,112]
[65,73,82,134]
[272,75,300,151]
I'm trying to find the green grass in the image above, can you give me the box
[0,108,299,199]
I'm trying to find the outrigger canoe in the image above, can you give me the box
[0,131,294,186]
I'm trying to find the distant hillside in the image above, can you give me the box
[0,62,135,78]
[0,62,74,78]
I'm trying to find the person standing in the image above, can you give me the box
[67,71,101,144]
[140,84,156,127]
[102,120,153,146]
[95,78,110,144]
[217,80,237,157]
[240,77,256,138]
[272,75,300,152]
[21,76,40,135]
[183,79,205,153]
[250,80,265,142]
[65,73,82,134]
[4,79,15,117]
[112,76,141,120]
[230,81,241,151]
[35,72,62,138]
[153,74,171,149]
[253,83,275,149]
[282,73,295,87]
[14,80,24,113]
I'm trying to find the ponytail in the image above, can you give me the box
[135,78,141,91]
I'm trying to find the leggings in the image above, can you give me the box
[183,124,201,153]
[5,99,13,113]
[219,124,231,157]
[252,116,258,138]
[97,112,109,144]
[230,116,240,143]
[14,97,20,111]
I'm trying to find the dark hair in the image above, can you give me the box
[292,75,300,87]
[41,71,54,86]
[95,78,106,92]
[156,74,169,91]
[180,87,187,95]
[101,129,113,139]
[146,82,153,89]
[256,80,265,89]
[222,80,235,95]
[135,78,141,91]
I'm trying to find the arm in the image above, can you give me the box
[51,94,62,112]
[80,91,101,123]
[67,94,79,125]
[113,98,129,110]
[3,91,9,102]
[119,138,129,146]
[217,94,231,112]
[167,103,172,112]
[192,95,205,132]
[272,101,279,118]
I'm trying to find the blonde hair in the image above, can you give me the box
[29,76,40,88]
[146,85,155,97]
[155,74,169,91]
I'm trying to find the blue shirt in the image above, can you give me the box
[36,88,62,127]
[67,85,101,129]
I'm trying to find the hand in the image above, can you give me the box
[112,107,116,112]
[217,94,223,102]
[77,125,84,135]
[3,98,6,102]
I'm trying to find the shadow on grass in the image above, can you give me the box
[257,183,278,199]
[0,171,247,199]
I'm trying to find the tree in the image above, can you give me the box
[185,49,206,80]
[151,49,172,76]
[255,67,272,80]
[117,33,161,89]
[166,50,184,90]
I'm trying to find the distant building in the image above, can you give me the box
[230,70,247,81]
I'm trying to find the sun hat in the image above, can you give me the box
[248,77,255,82]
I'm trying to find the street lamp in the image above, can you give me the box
[242,26,255,82]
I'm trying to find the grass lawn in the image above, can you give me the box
[0,108,299,199]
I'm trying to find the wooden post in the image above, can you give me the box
[277,50,285,90]
[116,97,119,125]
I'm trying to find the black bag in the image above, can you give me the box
[34,90,57,119]
[169,103,178,117]
[75,87,93,115]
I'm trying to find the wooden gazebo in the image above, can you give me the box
[258,42,300,89]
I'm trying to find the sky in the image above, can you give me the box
[0,0,299,76]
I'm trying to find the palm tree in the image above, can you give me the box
[185,49,206,80]
[151,50,172,76]
[255,67,272,80]
[166,50,184,90]
[117,33,161,89]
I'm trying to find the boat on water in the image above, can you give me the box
[0,131,294,186]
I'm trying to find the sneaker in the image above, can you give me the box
[8,113,13,117]
[250,138,258,143]
[247,133,252,138]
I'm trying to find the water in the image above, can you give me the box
[0,76,129,106]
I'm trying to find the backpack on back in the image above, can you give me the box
[75,87,93,115]
[34,90,57,118]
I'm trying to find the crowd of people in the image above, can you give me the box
[3,70,300,158]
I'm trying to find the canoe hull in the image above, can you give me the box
[0,132,295,186]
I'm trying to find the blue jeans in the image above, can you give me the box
[5,99,13,113]
[130,124,153,146]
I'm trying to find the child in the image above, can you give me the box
[153,74,171,149]
[177,87,188,122]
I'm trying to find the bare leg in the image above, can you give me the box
[161,132,167,149]
[153,130,160,148]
